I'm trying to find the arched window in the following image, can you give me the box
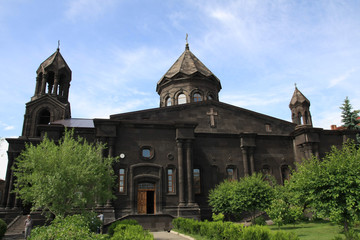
[207,94,214,100]
[226,167,236,181]
[46,71,55,94]
[166,97,172,106]
[281,165,290,184]
[298,112,302,125]
[178,93,187,104]
[193,93,202,102]
[38,109,50,125]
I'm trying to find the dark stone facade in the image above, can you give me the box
[1,44,359,222]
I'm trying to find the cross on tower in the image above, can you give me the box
[206,108,218,128]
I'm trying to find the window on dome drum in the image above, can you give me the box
[178,93,187,104]
[167,168,175,193]
[166,97,172,106]
[193,168,201,194]
[226,167,235,181]
[207,94,214,100]
[119,168,126,193]
[193,93,202,102]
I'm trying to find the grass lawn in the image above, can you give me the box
[268,220,359,240]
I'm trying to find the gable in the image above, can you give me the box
[111,101,295,135]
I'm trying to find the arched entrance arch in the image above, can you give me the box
[129,163,163,214]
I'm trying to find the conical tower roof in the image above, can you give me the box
[36,48,71,74]
[157,44,221,92]
[289,86,310,107]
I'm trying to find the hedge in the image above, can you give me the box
[172,217,299,240]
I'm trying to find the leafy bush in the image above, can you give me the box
[0,218,7,240]
[254,216,267,226]
[29,214,107,240]
[110,224,153,240]
[212,213,225,222]
[172,217,299,240]
[108,219,139,236]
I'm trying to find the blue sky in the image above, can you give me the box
[1,0,360,179]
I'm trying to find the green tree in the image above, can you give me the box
[13,129,117,218]
[289,141,360,232]
[266,184,303,229]
[208,180,236,219]
[209,173,275,223]
[340,97,360,130]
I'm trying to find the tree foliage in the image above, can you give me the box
[13,129,117,218]
[266,184,303,228]
[289,141,360,232]
[340,97,360,130]
[29,213,106,240]
[209,173,275,222]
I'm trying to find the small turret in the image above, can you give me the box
[22,46,72,137]
[289,85,312,127]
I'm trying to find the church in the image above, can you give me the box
[1,43,358,223]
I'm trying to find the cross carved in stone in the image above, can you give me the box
[206,108,218,128]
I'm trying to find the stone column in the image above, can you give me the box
[177,140,185,206]
[53,73,59,95]
[5,170,14,209]
[241,147,249,176]
[105,137,115,207]
[40,73,47,94]
[186,140,195,206]
[249,147,255,175]
[129,166,135,214]
[34,76,41,95]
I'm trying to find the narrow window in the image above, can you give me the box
[167,169,175,193]
[166,97,172,106]
[281,165,290,184]
[193,93,202,102]
[226,168,235,181]
[119,168,126,193]
[193,169,201,194]
[178,93,187,104]
[265,124,272,132]
[298,112,302,125]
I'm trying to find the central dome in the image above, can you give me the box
[157,44,222,107]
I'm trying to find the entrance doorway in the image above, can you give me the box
[137,183,156,214]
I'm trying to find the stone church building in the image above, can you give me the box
[1,43,358,223]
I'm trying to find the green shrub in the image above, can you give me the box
[271,231,300,240]
[254,215,267,226]
[110,224,153,240]
[108,219,138,236]
[173,217,299,240]
[242,225,271,240]
[212,213,225,222]
[29,214,107,240]
[0,218,7,240]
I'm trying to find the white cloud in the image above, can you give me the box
[328,68,357,88]
[4,126,14,131]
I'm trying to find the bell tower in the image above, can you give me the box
[289,85,312,127]
[22,46,72,137]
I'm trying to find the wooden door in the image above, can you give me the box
[137,190,147,214]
